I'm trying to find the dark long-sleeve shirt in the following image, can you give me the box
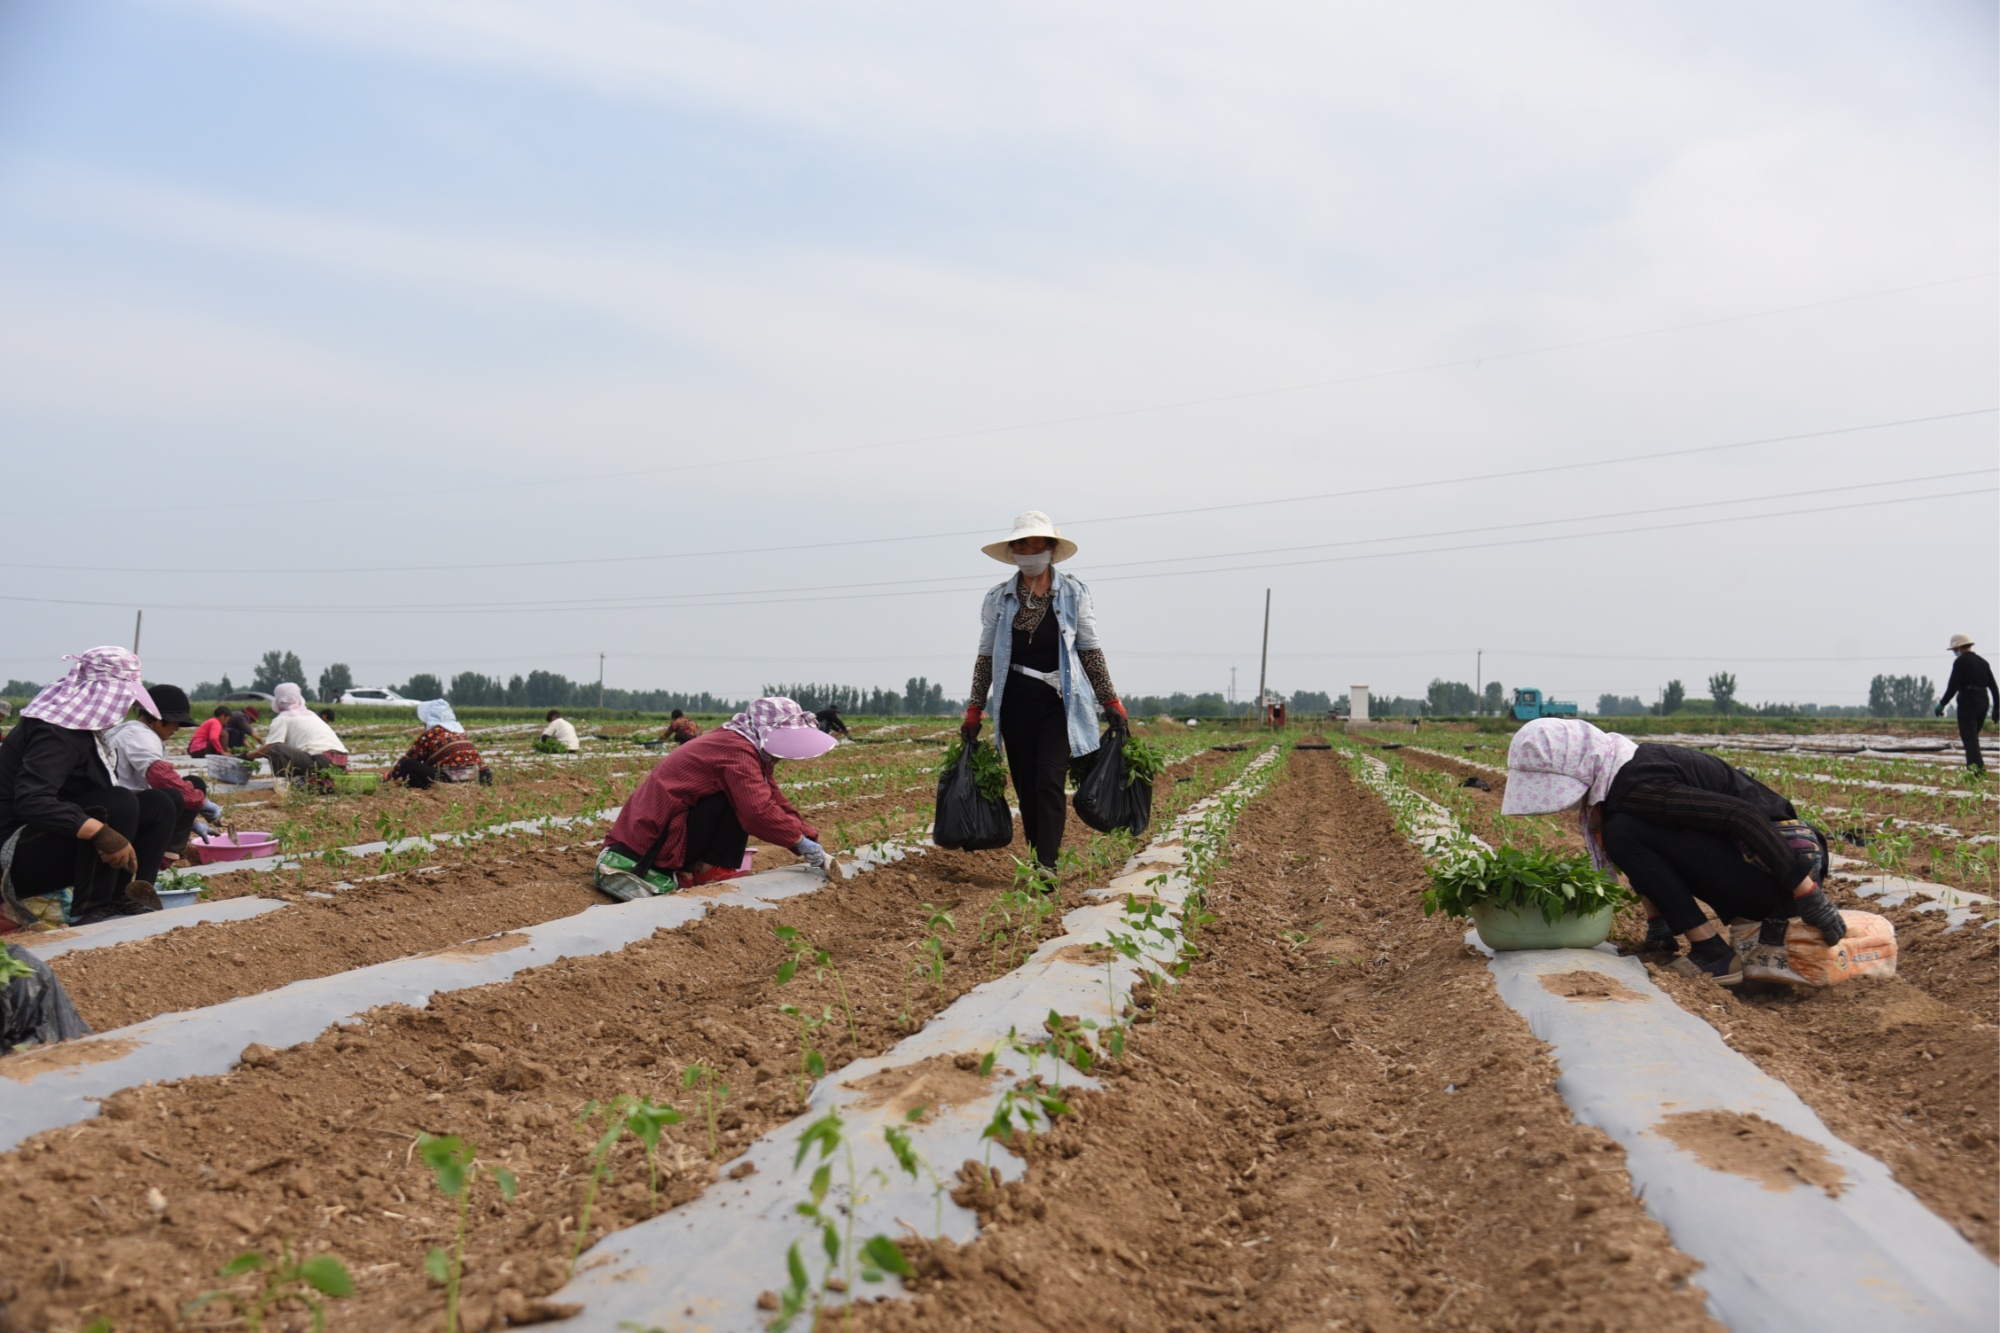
[1940,650,1998,721]
[1604,743,1811,887]
[0,716,114,841]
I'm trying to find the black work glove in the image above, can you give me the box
[1794,888,1847,944]
[1933,705,1944,717]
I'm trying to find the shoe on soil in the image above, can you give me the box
[1640,916,1680,957]
[1741,943,1821,987]
[1667,947,1742,987]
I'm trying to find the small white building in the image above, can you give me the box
[1349,685,1370,723]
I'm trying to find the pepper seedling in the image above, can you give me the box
[417,1133,517,1333]
[184,1240,354,1333]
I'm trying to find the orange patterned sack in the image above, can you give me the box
[1731,910,1897,986]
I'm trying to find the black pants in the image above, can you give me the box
[1001,674,1069,870]
[610,793,749,876]
[1602,811,1792,935]
[1959,705,1987,771]
[8,786,177,918]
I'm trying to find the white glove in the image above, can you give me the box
[793,837,831,873]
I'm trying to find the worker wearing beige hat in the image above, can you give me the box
[1935,634,1997,773]
[962,510,1127,880]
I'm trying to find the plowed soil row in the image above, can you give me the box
[0,753,1246,1333]
[856,747,1720,1333]
[1384,741,2000,1256]
[51,786,948,1032]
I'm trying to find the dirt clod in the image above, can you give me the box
[1658,1110,1848,1197]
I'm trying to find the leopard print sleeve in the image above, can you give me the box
[970,655,993,710]
[1077,648,1118,704]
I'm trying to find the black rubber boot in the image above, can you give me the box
[1640,915,1679,957]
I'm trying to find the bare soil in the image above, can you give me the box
[0,756,1239,1332]
[855,747,1720,1333]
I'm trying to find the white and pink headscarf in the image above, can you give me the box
[20,647,158,733]
[722,697,835,759]
[273,682,308,715]
[1502,718,1636,868]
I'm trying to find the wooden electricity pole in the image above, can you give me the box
[1257,589,1271,725]
[598,653,606,711]
[132,609,143,654]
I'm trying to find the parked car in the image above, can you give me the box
[220,690,275,704]
[339,687,421,706]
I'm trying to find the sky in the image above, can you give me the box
[1,0,1994,709]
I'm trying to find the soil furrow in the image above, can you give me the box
[854,747,1721,1333]
[0,753,1244,1332]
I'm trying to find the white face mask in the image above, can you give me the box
[1013,552,1052,574]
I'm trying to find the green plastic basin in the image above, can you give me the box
[1469,901,1615,951]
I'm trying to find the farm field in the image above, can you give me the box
[0,721,1993,1331]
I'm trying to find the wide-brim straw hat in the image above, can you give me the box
[981,510,1078,565]
[1950,633,1975,650]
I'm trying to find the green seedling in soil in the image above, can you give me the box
[774,1111,915,1333]
[682,1063,732,1158]
[774,924,859,1049]
[185,1240,355,1333]
[882,1105,947,1236]
[1871,821,1915,875]
[416,1133,517,1333]
[898,903,957,1027]
[622,1096,683,1214]
[980,1081,1073,1172]
[780,1002,834,1098]
[568,1101,631,1275]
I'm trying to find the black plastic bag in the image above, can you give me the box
[1,943,93,1051]
[932,740,1014,851]
[1073,725,1153,837]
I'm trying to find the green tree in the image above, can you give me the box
[317,663,354,702]
[1425,679,1477,715]
[1659,680,1686,715]
[252,651,306,694]
[1707,672,1737,715]
[1481,681,1505,715]
[402,673,444,700]
[904,677,947,715]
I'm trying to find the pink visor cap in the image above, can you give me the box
[762,725,837,760]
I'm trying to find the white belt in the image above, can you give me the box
[1011,663,1062,692]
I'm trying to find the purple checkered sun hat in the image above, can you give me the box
[20,647,157,733]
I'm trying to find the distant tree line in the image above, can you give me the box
[762,678,956,715]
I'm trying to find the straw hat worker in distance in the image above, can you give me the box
[961,510,1128,882]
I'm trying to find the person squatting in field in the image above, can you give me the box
[101,684,223,861]
[1935,633,1996,774]
[961,510,1128,881]
[662,709,700,745]
[541,708,580,752]
[0,647,175,926]
[1504,718,1844,988]
[596,696,835,900]
[241,682,349,781]
[385,699,492,788]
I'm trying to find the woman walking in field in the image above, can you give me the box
[961,511,1128,883]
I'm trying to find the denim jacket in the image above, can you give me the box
[977,569,1105,759]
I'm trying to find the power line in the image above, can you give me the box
[7,483,1987,616]
[13,408,1991,576]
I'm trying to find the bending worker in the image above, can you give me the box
[242,682,349,780]
[1936,633,1997,774]
[1502,717,1844,987]
[103,684,222,860]
[960,510,1127,882]
[385,700,491,788]
[0,648,173,925]
[541,709,580,752]
[597,697,834,900]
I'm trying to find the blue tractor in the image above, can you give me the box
[1510,688,1578,722]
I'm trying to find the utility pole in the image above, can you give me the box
[1229,666,1237,716]
[132,609,143,655]
[1476,649,1482,715]
[1257,589,1272,725]
[598,653,606,711]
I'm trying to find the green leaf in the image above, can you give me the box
[977,1050,996,1077]
[822,1221,841,1265]
[786,1241,809,1290]
[493,1166,519,1202]
[862,1235,916,1277]
[425,1247,452,1282]
[804,1049,825,1078]
[776,959,798,985]
[220,1251,269,1277]
[299,1254,355,1297]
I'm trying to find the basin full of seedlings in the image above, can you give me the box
[1423,846,1633,950]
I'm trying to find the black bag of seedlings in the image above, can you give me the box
[1073,722,1153,838]
[933,738,1014,851]
[1,943,92,1052]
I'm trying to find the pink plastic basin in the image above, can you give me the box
[190,831,277,865]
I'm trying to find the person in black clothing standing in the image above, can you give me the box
[1935,634,1997,774]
